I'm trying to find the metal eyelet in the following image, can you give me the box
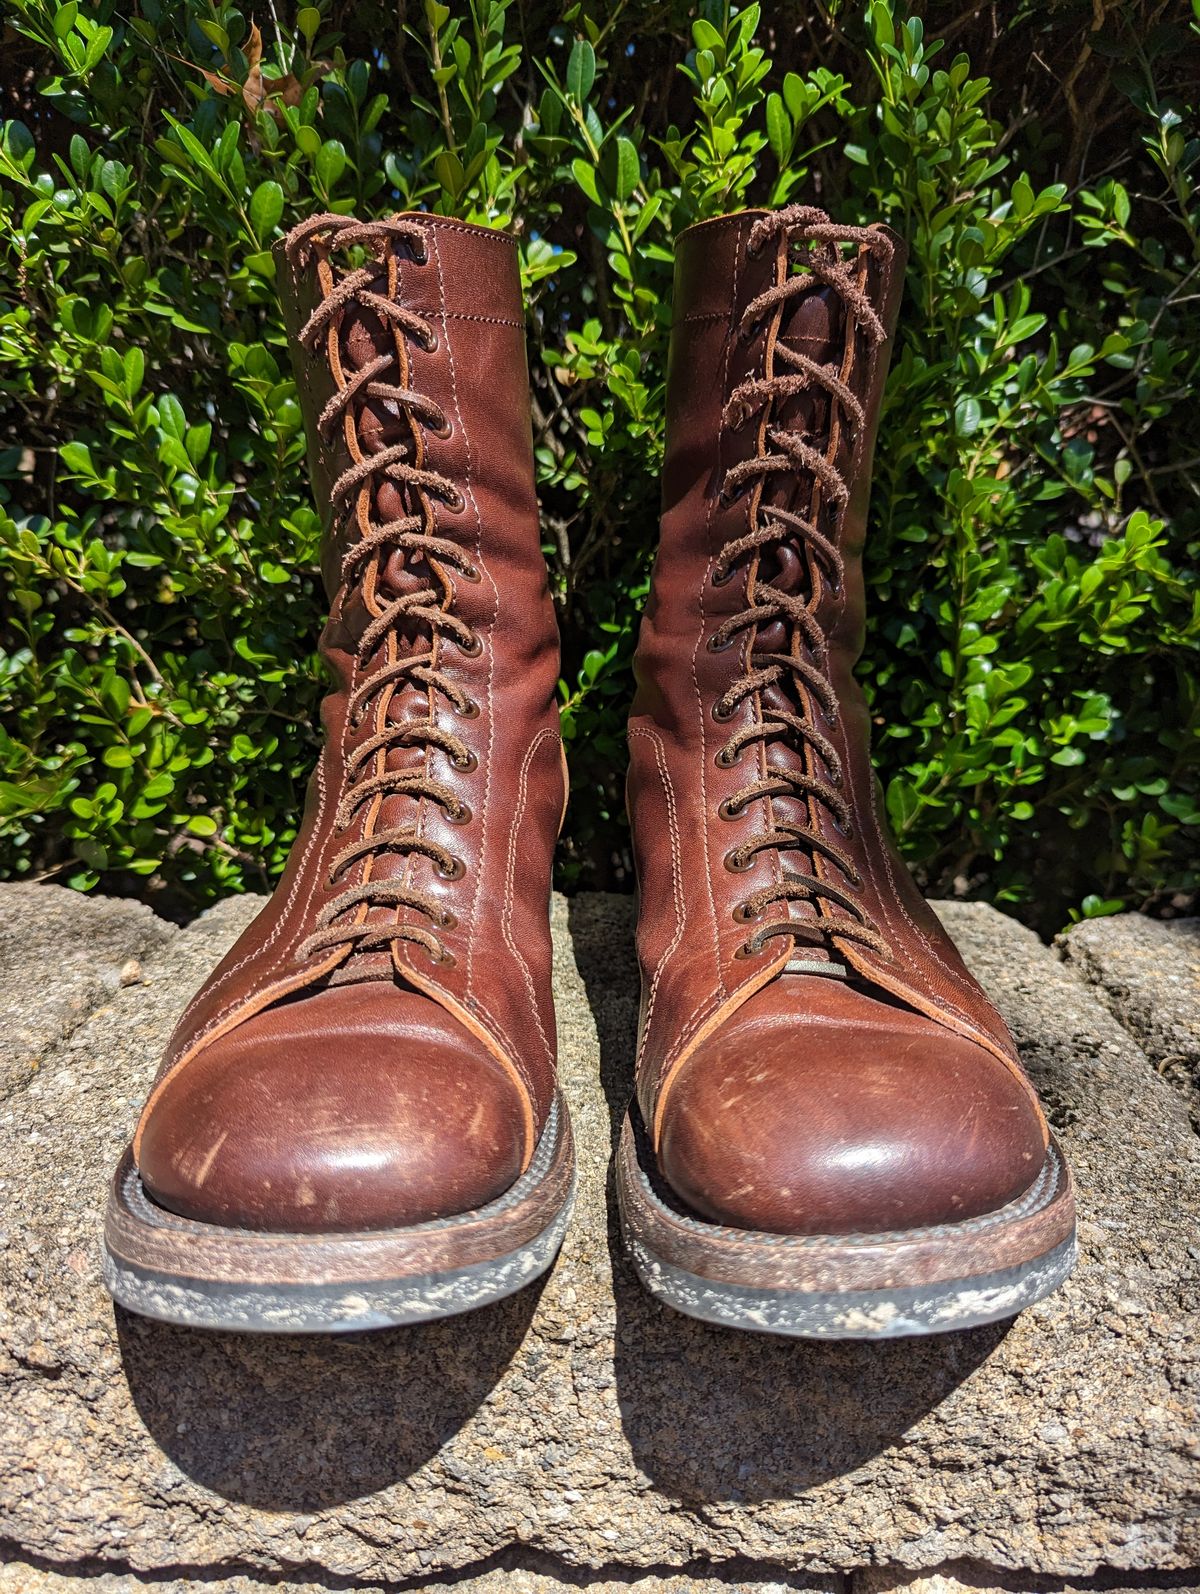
[419,326,439,354]
[733,938,762,959]
[707,631,733,653]
[723,848,752,873]
[460,564,482,583]
[410,239,429,265]
[447,802,472,825]
[437,909,458,930]
[711,564,732,588]
[715,745,741,769]
[444,489,466,515]
[459,633,483,658]
[831,815,854,841]
[712,698,736,723]
[455,698,480,719]
[452,749,478,773]
[428,943,456,968]
[732,901,761,924]
[436,855,465,880]
[428,415,453,440]
[718,796,744,822]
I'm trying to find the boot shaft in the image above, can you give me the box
[647,207,905,698]
[140,215,565,1140]
[276,213,547,627]
[629,206,1021,1113]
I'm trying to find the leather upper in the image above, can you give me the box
[627,208,1049,1235]
[134,216,564,1232]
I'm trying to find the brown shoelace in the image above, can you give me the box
[286,215,476,967]
[714,206,895,962]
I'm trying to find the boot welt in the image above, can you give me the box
[103,1093,575,1333]
[616,1103,1075,1340]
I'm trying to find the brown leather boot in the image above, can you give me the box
[104,215,574,1331]
[619,206,1075,1338]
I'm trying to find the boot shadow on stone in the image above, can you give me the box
[566,893,1014,1506]
[115,1277,542,1511]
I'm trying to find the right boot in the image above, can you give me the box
[104,214,575,1332]
[619,207,1075,1338]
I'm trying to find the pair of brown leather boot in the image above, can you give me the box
[103,208,1075,1338]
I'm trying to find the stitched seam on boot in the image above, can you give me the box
[629,726,686,1068]
[501,725,559,1073]
[689,221,749,1008]
[169,755,331,1055]
[427,229,498,1010]
[869,777,1013,1043]
[426,228,533,1100]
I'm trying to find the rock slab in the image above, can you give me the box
[0,888,1197,1586]
[1060,914,1200,1096]
[0,884,175,1097]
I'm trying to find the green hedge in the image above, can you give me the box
[1,0,1197,932]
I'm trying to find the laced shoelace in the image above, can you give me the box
[285,214,477,968]
[713,206,896,963]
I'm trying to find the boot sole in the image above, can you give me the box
[617,1103,1075,1339]
[103,1093,575,1333]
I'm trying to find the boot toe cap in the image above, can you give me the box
[656,983,1046,1236]
[137,983,527,1233]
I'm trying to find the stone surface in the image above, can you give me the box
[0,884,175,1096]
[0,888,1197,1586]
[0,1559,842,1593]
[1060,915,1200,1097]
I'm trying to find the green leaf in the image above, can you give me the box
[315,140,347,190]
[249,179,285,238]
[615,137,639,202]
[765,93,791,165]
[570,157,601,206]
[566,38,596,102]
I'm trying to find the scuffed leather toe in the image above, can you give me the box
[136,982,527,1233]
[656,979,1047,1236]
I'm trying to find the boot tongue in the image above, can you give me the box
[749,281,848,970]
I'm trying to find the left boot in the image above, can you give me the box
[103,214,574,1332]
[620,206,1076,1338]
